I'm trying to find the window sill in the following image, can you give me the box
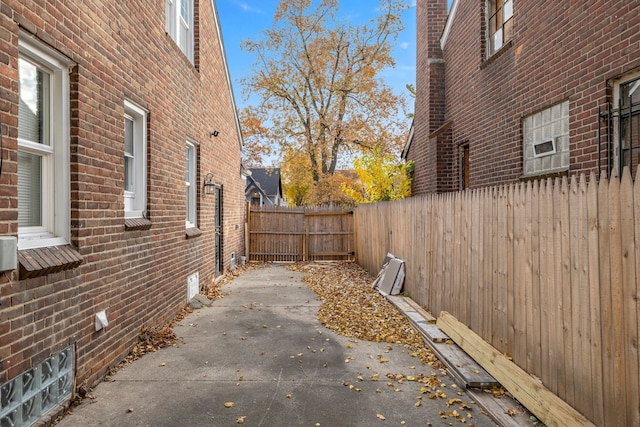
[481,40,513,70]
[125,217,152,231]
[520,168,569,181]
[185,227,203,239]
[18,245,83,279]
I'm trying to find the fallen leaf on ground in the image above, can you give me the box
[288,262,443,369]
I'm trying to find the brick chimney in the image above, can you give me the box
[410,0,449,194]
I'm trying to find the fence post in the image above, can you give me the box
[245,202,250,261]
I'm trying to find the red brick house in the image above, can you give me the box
[405,0,640,194]
[0,1,245,424]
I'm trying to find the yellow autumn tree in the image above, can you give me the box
[239,107,272,167]
[304,172,356,206]
[342,147,413,203]
[281,149,313,206]
[240,0,409,183]
[282,148,357,206]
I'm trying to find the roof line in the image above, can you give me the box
[210,0,244,151]
[440,0,459,50]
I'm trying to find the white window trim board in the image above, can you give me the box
[17,32,75,250]
[185,140,198,228]
[124,100,148,219]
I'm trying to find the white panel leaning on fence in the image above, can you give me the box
[371,253,405,296]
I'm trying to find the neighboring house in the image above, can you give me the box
[405,0,640,194]
[246,168,284,206]
[0,1,245,425]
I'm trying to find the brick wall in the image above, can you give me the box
[410,0,640,193]
[409,0,449,194]
[0,0,245,390]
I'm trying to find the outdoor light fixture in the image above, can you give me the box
[204,173,217,195]
[209,130,219,137]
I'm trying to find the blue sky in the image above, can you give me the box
[216,0,419,114]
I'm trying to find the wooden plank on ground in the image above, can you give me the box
[387,296,496,388]
[427,341,498,389]
[437,311,596,427]
[386,296,445,341]
[466,387,533,427]
[402,296,436,323]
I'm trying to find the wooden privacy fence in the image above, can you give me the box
[354,170,639,427]
[247,205,354,262]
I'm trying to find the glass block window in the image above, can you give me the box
[523,101,570,176]
[1,345,74,427]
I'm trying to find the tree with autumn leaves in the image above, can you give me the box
[240,0,412,205]
[342,146,413,203]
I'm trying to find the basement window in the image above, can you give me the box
[0,345,74,427]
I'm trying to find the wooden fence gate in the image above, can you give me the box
[247,205,354,262]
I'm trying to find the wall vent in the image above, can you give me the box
[187,272,199,302]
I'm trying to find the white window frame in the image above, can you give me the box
[185,140,197,228]
[124,101,148,219]
[17,33,74,250]
[166,0,194,63]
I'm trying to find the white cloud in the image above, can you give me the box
[400,42,409,49]
[234,1,263,14]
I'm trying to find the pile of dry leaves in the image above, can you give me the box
[289,261,443,369]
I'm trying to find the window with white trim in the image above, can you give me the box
[487,0,513,56]
[523,101,569,176]
[18,35,73,250]
[185,141,197,228]
[124,101,148,218]
[166,0,194,62]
